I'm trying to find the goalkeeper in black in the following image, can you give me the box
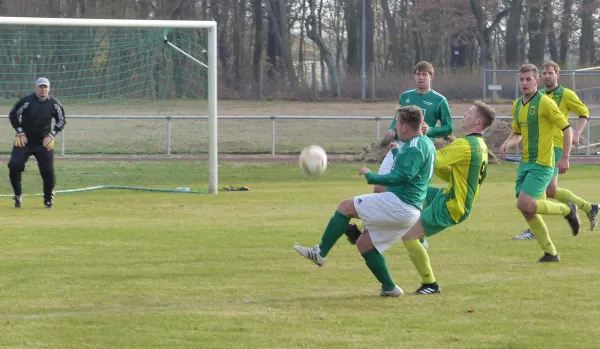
[8,77,66,208]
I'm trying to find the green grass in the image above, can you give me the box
[1,161,600,348]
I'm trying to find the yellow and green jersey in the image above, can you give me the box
[545,86,589,149]
[365,135,436,209]
[388,89,453,139]
[434,135,488,222]
[511,91,570,167]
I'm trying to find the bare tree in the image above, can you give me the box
[579,0,597,66]
[470,0,512,68]
[505,0,522,66]
[305,0,340,96]
[265,0,299,90]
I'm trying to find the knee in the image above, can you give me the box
[545,187,556,198]
[356,232,374,254]
[373,185,385,194]
[516,198,535,215]
[336,198,355,216]
[8,161,24,173]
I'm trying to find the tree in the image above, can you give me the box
[504,0,522,66]
[579,0,597,66]
[470,0,513,68]
[305,0,340,96]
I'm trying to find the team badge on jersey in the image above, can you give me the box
[529,106,536,115]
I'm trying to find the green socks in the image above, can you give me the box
[318,210,350,257]
[362,249,395,292]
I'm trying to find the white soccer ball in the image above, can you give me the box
[299,145,328,177]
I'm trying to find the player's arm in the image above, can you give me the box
[566,90,589,144]
[434,139,469,182]
[499,101,522,156]
[51,99,66,135]
[365,147,424,185]
[8,97,26,132]
[426,98,453,138]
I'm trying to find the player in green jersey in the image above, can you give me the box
[500,64,580,262]
[294,106,436,297]
[512,61,598,240]
[347,61,453,250]
[400,101,496,295]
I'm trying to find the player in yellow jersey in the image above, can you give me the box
[500,64,580,262]
[400,101,496,294]
[512,61,598,240]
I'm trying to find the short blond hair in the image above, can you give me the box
[473,101,496,129]
[519,63,539,78]
[413,61,434,75]
[395,105,424,132]
[542,60,560,74]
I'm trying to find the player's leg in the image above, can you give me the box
[516,164,579,261]
[7,146,31,208]
[294,197,356,266]
[356,230,402,297]
[401,188,448,295]
[34,146,55,208]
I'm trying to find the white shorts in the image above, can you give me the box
[353,192,420,252]
[378,141,404,175]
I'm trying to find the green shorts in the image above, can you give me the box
[515,162,554,199]
[421,187,462,237]
[553,147,563,177]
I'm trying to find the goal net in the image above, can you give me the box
[0,17,218,193]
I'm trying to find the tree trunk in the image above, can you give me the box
[559,0,572,64]
[579,0,597,66]
[306,0,340,96]
[380,0,402,71]
[470,0,512,69]
[545,0,558,62]
[265,0,299,89]
[505,0,522,66]
[527,0,545,67]
[343,0,360,74]
[251,0,263,84]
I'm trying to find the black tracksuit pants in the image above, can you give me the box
[7,145,55,200]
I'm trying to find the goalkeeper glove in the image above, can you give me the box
[43,134,55,150]
[14,132,28,147]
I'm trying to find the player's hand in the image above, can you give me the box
[43,134,55,150]
[499,143,508,158]
[573,132,581,145]
[386,129,395,139]
[389,142,399,150]
[359,167,371,175]
[557,157,569,175]
[14,132,27,147]
[421,123,429,135]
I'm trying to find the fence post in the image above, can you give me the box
[483,69,487,103]
[371,64,376,101]
[515,71,519,100]
[271,116,276,155]
[166,116,172,155]
[375,117,380,140]
[60,130,65,155]
[586,117,591,156]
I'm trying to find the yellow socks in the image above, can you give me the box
[403,239,435,284]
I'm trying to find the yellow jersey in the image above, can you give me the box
[545,86,589,149]
[511,91,570,167]
[434,135,488,222]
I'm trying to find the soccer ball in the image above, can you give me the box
[299,145,327,177]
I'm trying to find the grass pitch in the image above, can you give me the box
[0,160,599,348]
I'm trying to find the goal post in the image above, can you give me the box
[0,16,219,194]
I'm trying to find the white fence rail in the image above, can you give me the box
[2,115,599,156]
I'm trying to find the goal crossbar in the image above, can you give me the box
[0,16,219,194]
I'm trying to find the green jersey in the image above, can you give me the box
[389,89,453,139]
[365,135,436,209]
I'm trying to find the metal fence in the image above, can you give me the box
[1,115,597,157]
[483,69,600,105]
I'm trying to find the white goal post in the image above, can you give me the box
[0,16,219,194]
